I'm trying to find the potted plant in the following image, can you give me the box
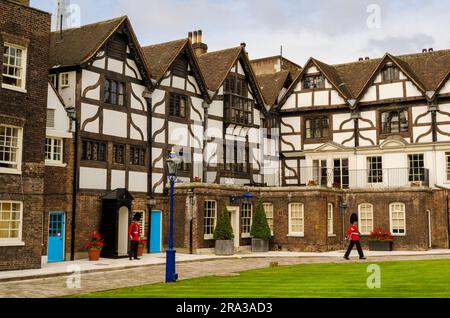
[213,206,234,255]
[368,229,394,251]
[193,176,202,183]
[138,239,147,257]
[308,180,318,186]
[250,199,272,252]
[84,232,104,261]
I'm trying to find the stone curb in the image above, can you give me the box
[1,252,450,283]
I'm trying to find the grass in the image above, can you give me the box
[73,259,450,298]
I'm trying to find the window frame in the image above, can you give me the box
[203,200,217,240]
[241,203,252,238]
[358,203,374,235]
[168,93,188,119]
[304,116,330,141]
[103,78,126,106]
[224,74,254,126]
[2,43,27,92]
[367,156,383,184]
[223,140,249,175]
[130,146,146,167]
[389,202,406,236]
[0,201,24,246]
[446,152,450,182]
[112,144,125,165]
[382,64,400,82]
[302,74,325,90]
[81,140,107,162]
[380,109,409,136]
[263,203,274,236]
[288,203,304,237]
[408,153,425,182]
[0,124,23,174]
[60,73,70,88]
[327,203,334,236]
[45,137,63,165]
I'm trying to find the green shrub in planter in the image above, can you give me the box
[213,206,234,240]
[214,206,234,255]
[250,199,271,252]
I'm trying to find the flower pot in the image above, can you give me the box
[88,248,101,261]
[137,245,145,257]
[369,241,393,251]
[251,238,269,253]
[215,240,234,255]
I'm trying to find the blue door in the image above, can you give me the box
[48,212,65,262]
[150,211,162,253]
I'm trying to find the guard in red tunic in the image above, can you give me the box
[129,213,141,260]
[344,213,366,260]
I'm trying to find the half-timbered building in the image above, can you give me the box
[48,16,153,259]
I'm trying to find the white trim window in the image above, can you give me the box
[0,201,23,245]
[45,137,63,164]
[0,125,22,173]
[241,203,252,237]
[288,203,304,237]
[46,109,56,128]
[446,152,450,181]
[60,73,70,88]
[390,203,406,236]
[203,200,217,240]
[327,203,334,236]
[263,203,274,235]
[2,43,27,91]
[358,203,374,235]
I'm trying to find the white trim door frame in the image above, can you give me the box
[227,206,240,248]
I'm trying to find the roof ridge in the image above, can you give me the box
[142,38,188,50]
[50,15,126,34]
[198,46,242,57]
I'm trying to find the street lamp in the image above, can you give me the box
[166,147,181,283]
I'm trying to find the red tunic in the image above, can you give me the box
[128,223,140,241]
[346,224,360,241]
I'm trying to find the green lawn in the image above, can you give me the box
[73,259,450,298]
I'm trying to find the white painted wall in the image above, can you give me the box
[103,109,127,138]
[80,167,107,190]
[129,171,148,192]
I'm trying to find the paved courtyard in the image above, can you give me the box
[1,250,449,298]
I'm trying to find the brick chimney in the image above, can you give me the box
[191,30,208,56]
[8,0,30,6]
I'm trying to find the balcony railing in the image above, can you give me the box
[283,167,430,189]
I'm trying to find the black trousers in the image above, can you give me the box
[344,240,365,258]
[129,240,139,260]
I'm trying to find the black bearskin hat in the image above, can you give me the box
[350,213,358,224]
[133,213,142,222]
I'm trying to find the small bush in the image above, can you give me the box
[214,206,234,240]
[250,199,272,240]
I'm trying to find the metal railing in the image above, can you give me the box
[283,167,430,189]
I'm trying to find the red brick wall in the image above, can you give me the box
[0,0,50,271]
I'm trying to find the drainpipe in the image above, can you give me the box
[69,110,78,261]
[202,101,210,183]
[427,210,432,249]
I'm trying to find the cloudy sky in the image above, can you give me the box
[31,0,450,66]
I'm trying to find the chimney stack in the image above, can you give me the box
[365,57,370,60]
[428,48,434,52]
[192,29,208,56]
[188,32,193,43]
[422,49,428,53]
[9,0,30,6]
[358,57,364,61]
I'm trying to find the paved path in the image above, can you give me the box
[1,253,450,298]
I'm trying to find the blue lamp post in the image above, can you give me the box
[166,148,180,283]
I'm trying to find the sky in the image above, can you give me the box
[30,0,450,66]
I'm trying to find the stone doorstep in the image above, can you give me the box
[1,250,450,283]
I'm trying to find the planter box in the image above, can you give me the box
[215,240,234,255]
[252,238,269,253]
[369,241,393,251]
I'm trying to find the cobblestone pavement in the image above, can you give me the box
[1,254,449,298]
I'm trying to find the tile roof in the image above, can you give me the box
[197,46,242,91]
[141,38,188,82]
[49,16,126,68]
[256,70,290,106]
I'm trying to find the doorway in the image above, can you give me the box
[118,206,129,257]
[150,210,162,253]
[227,206,240,248]
[48,212,65,262]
